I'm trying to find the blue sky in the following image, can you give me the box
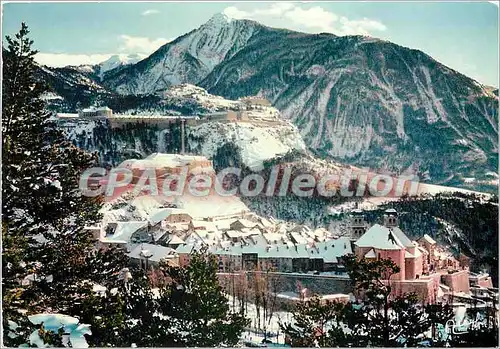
[2,1,499,86]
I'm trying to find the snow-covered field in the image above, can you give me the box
[227,295,292,345]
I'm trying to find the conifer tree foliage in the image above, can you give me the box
[280,295,347,347]
[155,251,249,347]
[342,255,454,347]
[2,23,127,346]
[280,256,456,347]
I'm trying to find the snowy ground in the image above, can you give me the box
[226,295,292,345]
[188,121,306,171]
[101,189,250,224]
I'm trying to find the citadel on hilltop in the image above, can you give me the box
[55,89,281,129]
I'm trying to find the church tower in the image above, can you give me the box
[350,209,367,241]
[383,208,398,228]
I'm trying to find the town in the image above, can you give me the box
[3,3,498,347]
[86,153,496,308]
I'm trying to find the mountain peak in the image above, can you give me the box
[206,12,232,25]
[98,53,145,78]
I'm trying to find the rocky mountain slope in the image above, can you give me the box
[200,32,498,190]
[103,13,261,94]
[36,64,111,112]
[40,13,498,191]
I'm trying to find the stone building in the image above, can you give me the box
[78,106,112,118]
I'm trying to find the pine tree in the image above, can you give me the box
[342,255,454,347]
[2,23,129,346]
[280,295,347,347]
[155,250,249,347]
[281,256,456,347]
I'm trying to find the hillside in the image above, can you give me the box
[201,32,498,190]
[39,13,498,192]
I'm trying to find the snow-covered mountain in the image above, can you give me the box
[98,53,146,79]
[40,13,498,191]
[35,64,111,112]
[102,13,263,94]
[162,83,241,113]
[200,33,498,189]
[60,85,306,168]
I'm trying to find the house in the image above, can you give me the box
[290,232,308,245]
[100,221,149,250]
[224,229,260,243]
[151,208,192,227]
[175,242,217,267]
[314,238,352,272]
[189,220,217,232]
[262,233,287,245]
[230,219,259,231]
[257,245,294,272]
[241,249,259,270]
[256,217,274,231]
[307,245,325,272]
[291,245,310,272]
[353,209,477,303]
[176,244,196,267]
[162,234,185,249]
[128,243,178,270]
[78,106,112,118]
[417,234,437,265]
[215,244,243,272]
[469,272,493,289]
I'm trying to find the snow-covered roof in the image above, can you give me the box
[263,233,286,244]
[355,224,413,250]
[225,230,258,239]
[231,219,258,229]
[118,153,210,170]
[389,227,413,247]
[81,106,111,112]
[191,220,218,232]
[210,218,234,231]
[104,221,148,243]
[128,243,176,263]
[176,244,195,254]
[419,234,437,245]
[314,238,352,260]
[213,236,351,262]
[149,208,172,225]
[216,245,243,256]
[258,217,274,228]
[246,234,268,247]
[290,232,308,245]
[364,249,376,258]
[165,235,185,245]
